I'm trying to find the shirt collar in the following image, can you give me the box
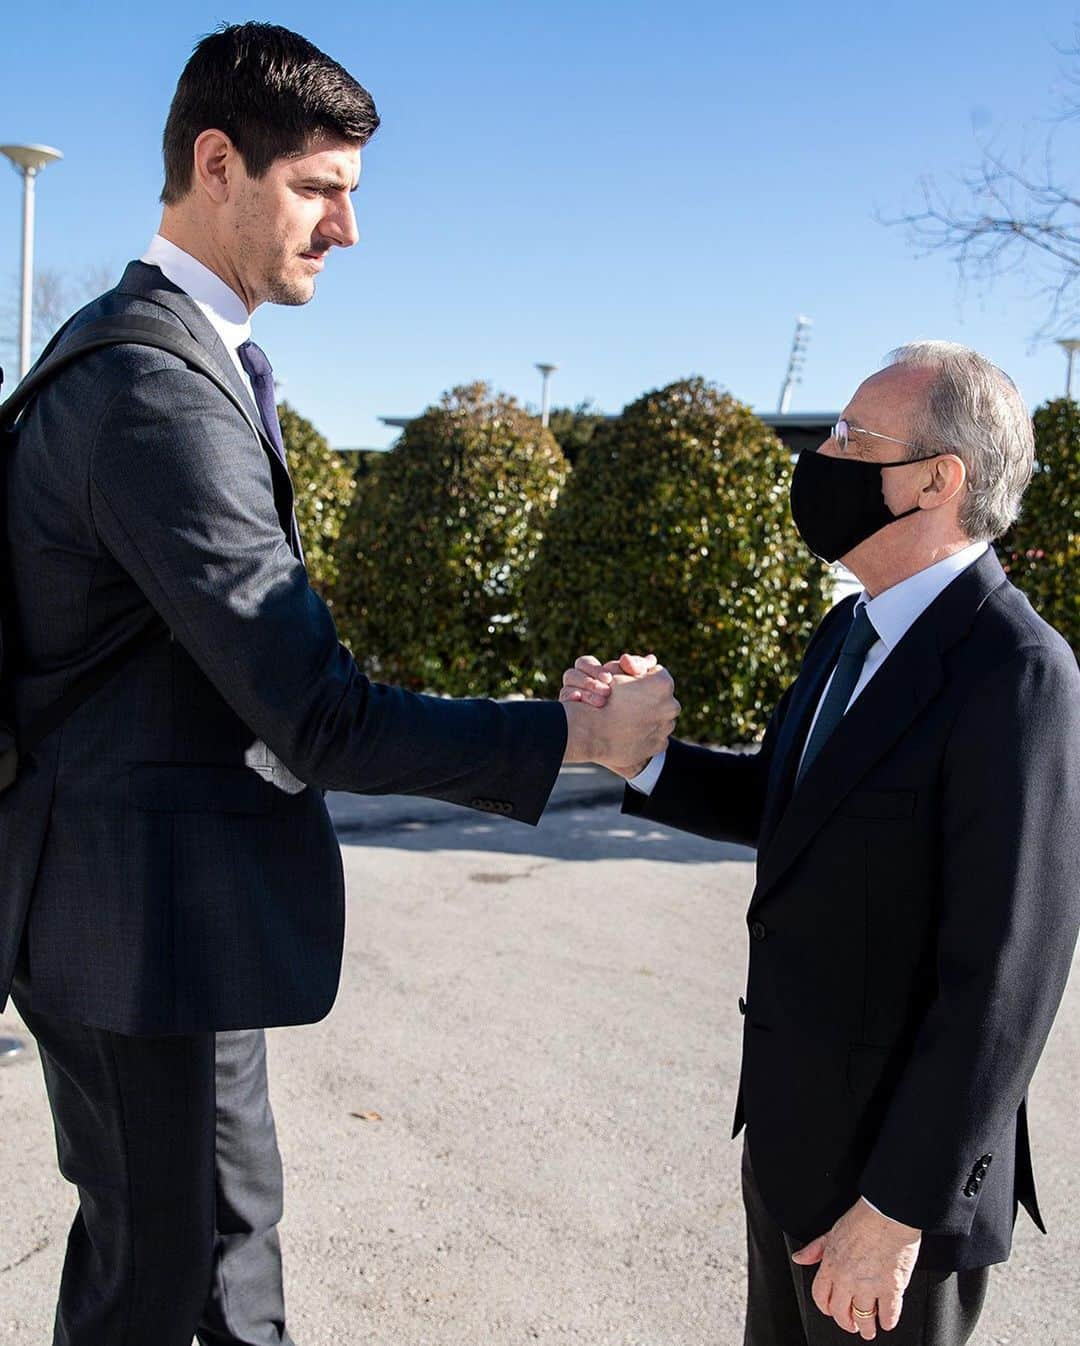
[140,234,252,351]
[857,540,989,652]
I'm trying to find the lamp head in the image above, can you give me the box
[0,144,63,174]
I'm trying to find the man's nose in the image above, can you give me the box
[323,195,359,249]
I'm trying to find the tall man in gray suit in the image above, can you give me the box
[0,23,678,1346]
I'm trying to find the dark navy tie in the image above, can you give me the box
[796,604,879,786]
[237,339,304,562]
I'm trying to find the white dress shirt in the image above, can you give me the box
[629,539,989,796]
[140,234,256,403]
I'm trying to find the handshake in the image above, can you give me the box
[559,651,681,780]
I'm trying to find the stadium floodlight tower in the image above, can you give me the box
[535,362,558,428]
[778,315,813,414]
[1056,338,1080,400]
[1,143,64,380]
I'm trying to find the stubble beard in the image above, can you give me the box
[264,263,316,307]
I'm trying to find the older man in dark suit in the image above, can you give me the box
[0,23,678,1346]
[563,343,1080,1345]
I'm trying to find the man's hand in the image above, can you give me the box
[791,1200,922,1339]
[560,652,657,707]
[560,652,679,777]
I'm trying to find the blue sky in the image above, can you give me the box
[2,1,1078,449]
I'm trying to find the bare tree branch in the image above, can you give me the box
[1,263,116,376]
[883,31,1080,340]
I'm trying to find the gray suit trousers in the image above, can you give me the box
[12,962,294,1346]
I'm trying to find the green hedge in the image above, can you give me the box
[279,402,357,605]
[545,401,609,466]
[331,383,568,696]
[997,397,1080,650]
[523,377,830,741]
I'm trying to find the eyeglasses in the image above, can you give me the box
[830,419,940,462]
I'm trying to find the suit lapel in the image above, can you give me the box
[757,603,851,851]
[751,550,1009,911]
[114,262,296,535]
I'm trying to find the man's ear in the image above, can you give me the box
[192,129,238,204]
[920,454,967,510]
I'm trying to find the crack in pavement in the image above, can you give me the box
[469,861,552,884]
[0,1234,51,1277]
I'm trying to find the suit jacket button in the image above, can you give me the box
[751,921,767,942]
[738,997,747,1015]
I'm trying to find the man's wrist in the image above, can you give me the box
[607,758,649,781]
[859,1195,921,1236]
[627,750,666,794]
[561,701,597,764]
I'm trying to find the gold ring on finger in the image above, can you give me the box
[851,1303,877,1320]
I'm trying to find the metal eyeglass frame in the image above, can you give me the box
[831,419,940,463]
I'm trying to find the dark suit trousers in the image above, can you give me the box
[11,965,295,1346]
[741,1141,989,1346]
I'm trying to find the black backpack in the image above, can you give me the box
[0,315,262,794]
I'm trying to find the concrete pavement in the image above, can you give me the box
[1,766,1077,1343]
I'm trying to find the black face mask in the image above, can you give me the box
[789,448,934,563]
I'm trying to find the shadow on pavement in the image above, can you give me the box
[332,791,755,866]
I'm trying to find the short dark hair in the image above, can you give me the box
[161,22,379,205]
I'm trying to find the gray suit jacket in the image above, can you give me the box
[0,261,566,1034]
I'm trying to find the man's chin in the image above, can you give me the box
[265,276,317,307]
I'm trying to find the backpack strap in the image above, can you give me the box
[0,314,267,777]
[0,314,262,441]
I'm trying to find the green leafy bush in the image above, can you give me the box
[997,397,1080,650]
[331,383,568,696]
[279,402,357,604]
[524,377,830,742]
[545,400,609,466]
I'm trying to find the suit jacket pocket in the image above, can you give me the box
[837,789,916,821]
[129,763,276,815]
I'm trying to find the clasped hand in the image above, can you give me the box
[559,651,678,778]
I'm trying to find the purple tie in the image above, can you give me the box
[237,339,304,561]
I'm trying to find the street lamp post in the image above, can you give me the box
[1056,338,1080,400]
[0,146,57,1064]
[535,363,557,428]
[1,143,63,381]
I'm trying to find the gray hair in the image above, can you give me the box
[884,341,1034,541]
